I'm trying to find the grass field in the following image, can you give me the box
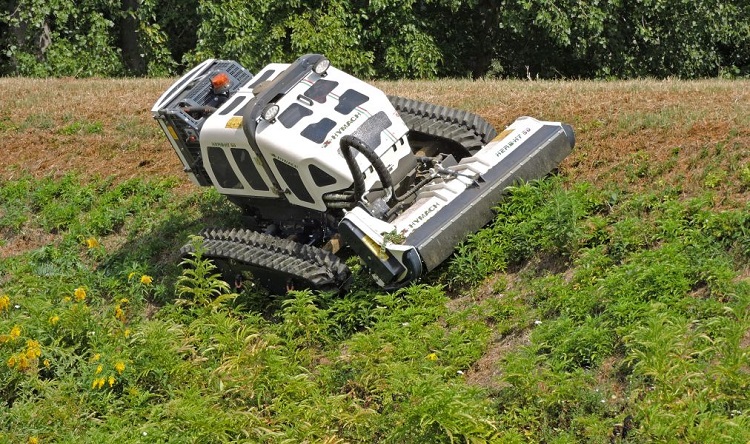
[0,76,749,442]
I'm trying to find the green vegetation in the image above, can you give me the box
[1,168,748,442]
[2,0,748,78]
[0,73,748,442]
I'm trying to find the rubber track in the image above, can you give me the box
[388,95,498,154]
[180,228,350,290]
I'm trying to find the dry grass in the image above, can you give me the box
[1,77,749,202]
[0,77,181,186]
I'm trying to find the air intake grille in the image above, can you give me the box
[153,60,253,186]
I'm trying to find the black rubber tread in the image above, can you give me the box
[181,228,350,291]
[200,239,336,288]
[388,95,498,146]
[196,228,348,276]
[399,113,486,153]
[389,95,496,139]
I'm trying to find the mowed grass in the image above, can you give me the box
[0,77,749,442]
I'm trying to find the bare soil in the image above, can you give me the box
[464,329,531,391]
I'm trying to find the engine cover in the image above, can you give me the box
[198,56,415,212]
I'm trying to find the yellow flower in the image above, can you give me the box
[91,353,101,362]
[0,325,21,344]
[85,237,100,249]
[25,340,41,359]
[62,296,71,303]
[119,298,129,304]
[43,359,50,368]
[128,271,136,280]
[140,275,153,285]
[115,305,125,322]
[426,353,438,361]
[115,361,125,374]
[49,315,60,325]
[108,375,116,387]
[124,329,132,338]
[8,353,29,371]
[74,287,86,302]
[28,437,39,444]
[92,377,105,389]
[0,294,9,312]
[96,364,103,374]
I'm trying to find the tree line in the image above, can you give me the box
[2,0,748,79]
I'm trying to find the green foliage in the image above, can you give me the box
[323,289,379,340]
[57,120,103,135]
[0,173,174,243]
[2,0,122,76]
[442,179,750,441]
[1,0,178,76]
[279,290,331,347]
[175,236,236,310]
[447,178,602,288]
[384,376,497,442]
[0,176,32,235]
[2,170,750,441]
[4,0,746,77]
[471,0,750,79]
[740,164,750,190]
[185,0,443,78]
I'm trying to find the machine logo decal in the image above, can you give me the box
[211,142,238,148]
[494,127,532,159]
[272,153,297,169]
[407,202,441,232]
[322,111,363,147]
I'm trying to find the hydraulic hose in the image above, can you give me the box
[323,135,394,209]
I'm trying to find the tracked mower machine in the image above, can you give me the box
[152,54,575,292]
